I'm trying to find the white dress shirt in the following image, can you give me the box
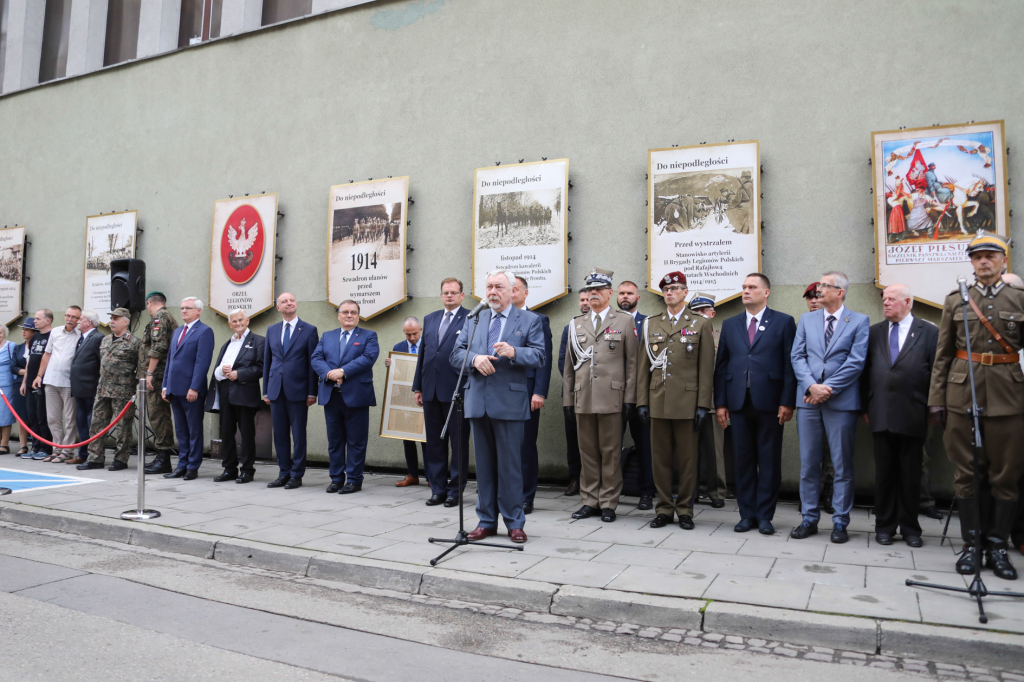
[745,306,767,332]
[406,339,419,354]
[889,313,913,352]
[215,329,249,381]
[280,318,297,345]
[177,319,198,347]
[590,306,611,331]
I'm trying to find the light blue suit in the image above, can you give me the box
[450,305,545,530]
[791,306,870,527]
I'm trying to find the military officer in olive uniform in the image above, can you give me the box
[142,292,179,474]
[77,309,146,471]
[563,268,638,523]
[929,232,1024,580]
[638,271,715,530]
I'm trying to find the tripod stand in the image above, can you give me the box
[906,278,1023,623]
[428,312,523,565]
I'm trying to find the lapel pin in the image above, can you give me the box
[843,316,850,323]
[759,325,765,331]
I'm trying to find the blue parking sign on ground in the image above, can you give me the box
[0,468,99,493]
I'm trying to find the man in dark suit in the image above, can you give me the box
[162,297,215,480]
[617,280,654,510]
[263,293,319,490]
[860,284,938,547]
[66,310,102,465]
[714,274,797,535]
[512,276,551,515]
[413,277,471,507]
[451,270,546,543]
[386,316,425,488]
[557,289,590,496]
[205,310,265,484]
[312,299,379,494]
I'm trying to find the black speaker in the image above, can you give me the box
[110,258,146,311]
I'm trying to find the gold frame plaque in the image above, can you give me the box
[379,350,426,442]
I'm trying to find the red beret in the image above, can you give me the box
[659,271,687,290]
[803,282,819,298]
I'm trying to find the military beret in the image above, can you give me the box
[966,231,1010,256]
[110,307,132,319]
[803,282,820,298]
[583,268,614,289]
[145,291,165,301]
[689,292,716,310]
[659,271,687,290]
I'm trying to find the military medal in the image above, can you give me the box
[1009,322,1017,331]
[652,344,658,351]
[686,343,693,353]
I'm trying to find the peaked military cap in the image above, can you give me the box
[688,292,716,311]
[583,268,614,289]
[966,231,1010,256]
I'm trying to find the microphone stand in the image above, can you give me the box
[906,279,1023,623]
[429,311,523,565]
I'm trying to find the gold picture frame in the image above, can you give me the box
[379,350,426,442]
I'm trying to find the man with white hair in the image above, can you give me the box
[162,297,215,480]
[65,310,102,466]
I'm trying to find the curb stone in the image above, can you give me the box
[422,568,557,612]
[703,601,879,654]
[215,538,320,574]
[551,584,704,629]
[307,552,429,593]
[61,514,135,543]
[129,525,218,558]
[880,620,1024,672]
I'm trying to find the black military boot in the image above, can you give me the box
[144,451,173,475]
[984,499,1018,580]
[955,497,981,575]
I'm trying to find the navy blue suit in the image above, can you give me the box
[163,320,215,471]
[263,318,319,479]
[393,340,425,476]
[312,327,379,485]
[412,306,470,496]
[521,309,552,504]
[558,324,581,482]
[622,310,655,496]
[714,307,797,522]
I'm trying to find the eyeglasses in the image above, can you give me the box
[181,306,197,311]
[663,285,685,293]
[817,282,843,291]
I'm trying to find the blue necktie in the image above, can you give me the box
[824,315,835,347]
[410,342,417,354]
[487,312,502,350]
[341,330,350,349]
[889,323,900,364]
[282,323,292,354]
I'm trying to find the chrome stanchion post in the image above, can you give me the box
[122,378,160,521]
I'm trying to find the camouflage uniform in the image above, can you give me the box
[87,332,146,464]
[143,307,178,453]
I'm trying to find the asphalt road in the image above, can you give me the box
[0,524,921,682]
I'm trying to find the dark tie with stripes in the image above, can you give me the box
[824,315,836,347]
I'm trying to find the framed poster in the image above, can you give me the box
[380,351,426,442]
[872,121,1009,307]
[209,194,278,318]
[0,226,26,327]
[84,211,136,326]
[473,159,568,308]
[327,177,409,320]
[648,142,760,304]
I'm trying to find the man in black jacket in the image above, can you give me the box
[860,283,938,547]
[206,310,265,484]
[557,289,590,496]
[66,310,103,465]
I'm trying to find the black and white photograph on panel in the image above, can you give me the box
[475,189,562,250]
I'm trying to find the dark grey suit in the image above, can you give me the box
[205,332,266,475]
[70,329,103,459]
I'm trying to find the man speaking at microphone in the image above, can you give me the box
[450,270,546,544]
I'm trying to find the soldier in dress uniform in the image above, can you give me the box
[563,268,638,523]
[77,309,146,471]
[928,232,1024,580]
[638,272,715,530]
[688,292,728,509]
[142,292,179,474]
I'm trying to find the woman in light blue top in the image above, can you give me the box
[0,325,17,452]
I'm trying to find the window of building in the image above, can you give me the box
[39,0,72,83]
[104,0,142,66]
[179,0,225,47]
[262,0,312,26]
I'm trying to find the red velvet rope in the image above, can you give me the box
[0,390,137,449]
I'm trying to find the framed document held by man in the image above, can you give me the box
[380,351,426,442]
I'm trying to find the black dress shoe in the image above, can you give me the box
[267,475,289,488]
[183,470,198,481]
[565,480,580,497]
[637,494,653,511]
[905,535,923,548]
[650,514,673,528]
[875,532,894,546]
[326,482,341,493]
[758,520,775,535]
[284,478,302,489]
[164,468,187,479]
[144,453,172,475]
[679,515,695,530]
[921,505,943,520]
[107,460,128,471]
[444,494,459,508]
[830,525,849,543]
[524,501,534,515]
[985,545,1018,580]
[236,472,254,484]
[711,498,725,509]
[213,470,237,482]
[426,493,446,506]
[339,482,362,494]
[571,505,599,519]
[956,545,980,574]
[77,461,104,470]
[601,508,616,522]
[734,518,754,533]
[790,521,818,539]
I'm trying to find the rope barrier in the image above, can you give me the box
[0,389,137,449]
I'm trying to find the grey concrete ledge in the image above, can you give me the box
[423,568,557,612]
[552,585,704,629]
[129,525,217,559]
[308,553,429,593]
[704,601,879,654]
[61,514,135,543]
[880,620,1024,671]
[0,502,66,531]
[215,538,319,574]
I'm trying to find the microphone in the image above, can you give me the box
[466,300,490,319]
[957,275,970,304]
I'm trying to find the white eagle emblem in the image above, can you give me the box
[227,218,258,258]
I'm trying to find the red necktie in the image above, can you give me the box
[748,317,757,345]
[177,326,188,347]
